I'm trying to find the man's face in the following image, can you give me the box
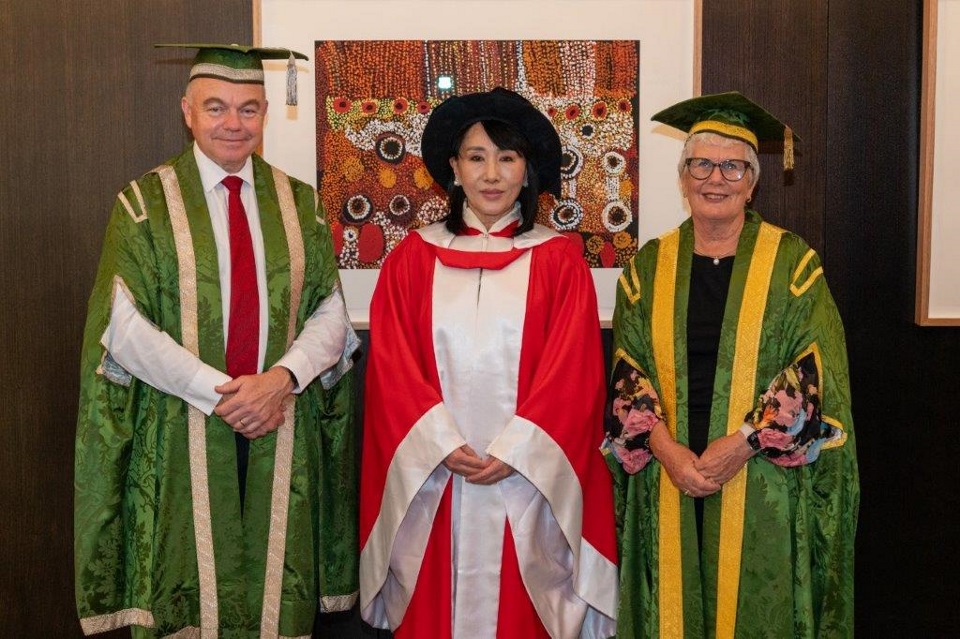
[181,78,267,173]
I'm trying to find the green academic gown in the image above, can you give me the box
[610,211,859,638]
[75,148,358,638]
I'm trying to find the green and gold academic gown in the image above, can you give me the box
[610,211,859,638]
[75,148,357,638]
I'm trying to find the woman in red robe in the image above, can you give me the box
[359,88,619,639]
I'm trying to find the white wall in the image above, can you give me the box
[258,0,696,326]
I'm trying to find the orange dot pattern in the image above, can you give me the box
[316,40,639,269]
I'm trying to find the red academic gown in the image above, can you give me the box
[359,212,618,639]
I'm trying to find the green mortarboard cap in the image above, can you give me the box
[155,43,309,106]
[651,91,799,170]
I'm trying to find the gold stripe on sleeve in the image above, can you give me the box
[118,189,147,224]
[790,249,823,296]
[796,343,848,450]
[618,259,643,304]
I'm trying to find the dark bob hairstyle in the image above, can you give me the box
[419,88,562,236]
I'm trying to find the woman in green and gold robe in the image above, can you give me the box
[604,93,858,638]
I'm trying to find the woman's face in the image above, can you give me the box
[681,139,755,225]
[449,122,527,228]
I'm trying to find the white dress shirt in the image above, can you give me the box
[100,143,349,415]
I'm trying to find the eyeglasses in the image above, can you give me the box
[684,157,753,182]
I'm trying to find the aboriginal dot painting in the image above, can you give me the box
[315,40,640,268]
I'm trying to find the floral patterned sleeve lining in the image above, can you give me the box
[602,358,663,474]
[743,350,843,467]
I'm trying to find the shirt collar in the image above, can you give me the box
[192,142,255,193]
[462,202,522,235]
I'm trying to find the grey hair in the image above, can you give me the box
[678,131,760,186]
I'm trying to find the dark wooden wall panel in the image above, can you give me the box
[0,1,251,635]
[701,0,829,253]
[825,1,960,635]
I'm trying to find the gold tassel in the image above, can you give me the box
[783,125,795,170]
[286,51,297,106]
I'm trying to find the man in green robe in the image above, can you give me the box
[603,93,859,638]
[75,45,358,638]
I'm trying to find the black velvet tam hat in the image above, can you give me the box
[420,87,562,197]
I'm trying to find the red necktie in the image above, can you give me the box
[222,176,259,377]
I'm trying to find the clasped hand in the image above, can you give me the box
[443,445,515,485]
[650,423,753,498]
[695,432,755,486]
[214,366,294,440]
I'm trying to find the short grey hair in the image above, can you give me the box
[678,131,760,186]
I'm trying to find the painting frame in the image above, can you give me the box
[255,0,702,328]
[917,0,960,326]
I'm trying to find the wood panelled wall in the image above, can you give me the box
[704,1,829,251]
[0,1,253,636]
[2,1,957,636]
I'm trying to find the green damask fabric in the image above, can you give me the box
[75,148,357,637]
[610,211,859,638]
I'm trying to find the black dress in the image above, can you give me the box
[686,253,734,546]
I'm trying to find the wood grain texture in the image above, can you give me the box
[825,0,960,635]
[0,1,251,636]
[701,0,829,254]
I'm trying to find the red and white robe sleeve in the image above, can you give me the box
[359,233,467,629]
[485,238,618,637]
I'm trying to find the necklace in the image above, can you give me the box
[693,248,735,266]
